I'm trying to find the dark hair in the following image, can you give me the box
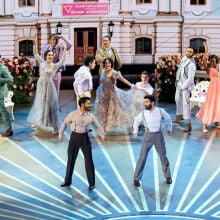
[209,54,219,68]
[144,95,155,103]
[78,96,91,107]
[141,71,152,78]
[84,56,95,66]
[44,50,53,60]
[103,57,114,68]
[209,54,218,61]
[49,33,58,45]
[103,35,111,41]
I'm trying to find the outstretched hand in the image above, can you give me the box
[203,41,208,52]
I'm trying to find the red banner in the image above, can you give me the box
[62,3,109,16]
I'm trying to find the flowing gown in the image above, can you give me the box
[93,71,142,133]
[196,67,220,125]
[27,47,66,127]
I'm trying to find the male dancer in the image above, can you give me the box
[73,56,96,107]
[95,35,122,74]
[173,47,196,132]
[133,95,172,187]
[58,97,105,190]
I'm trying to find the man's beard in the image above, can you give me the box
[145,105,152,110]
[85,107,91,112]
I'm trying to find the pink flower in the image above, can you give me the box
[24,85,28,89]
[29,92,34,97]
[13,84,17,88]
[19,85,23,90]
[171,66,176,71]
[16,69,19,74]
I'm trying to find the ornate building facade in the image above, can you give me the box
[0,0,220,66]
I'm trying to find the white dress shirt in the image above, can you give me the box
[73,65,93,96]
[133,107,172,133]
[135,82,154,95]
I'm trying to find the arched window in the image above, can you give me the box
[190,38,206,54]
[190,0,206,5]
[135,37,152,54]
[19,40,34,56]
[136,0,152,3]
[19,0,35,6]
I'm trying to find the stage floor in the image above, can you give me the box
[0,90,219,220]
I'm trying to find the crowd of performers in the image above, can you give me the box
[0,35,219,190]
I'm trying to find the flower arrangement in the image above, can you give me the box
[3,56,35,104]
[154,54,182,101]
[154,53,211,102]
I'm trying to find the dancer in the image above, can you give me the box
[0,55,13,137]
[173,47,196,132]
[94,57,136,133]
[196,41,220,132]
[27,41,67,134]
[58,97,105,190]
[96,36,122,74]
[133,95,172,187]
[135,71,154,96]
[132,71,154,118]
[73,56,96,107]
[42,34,72,96]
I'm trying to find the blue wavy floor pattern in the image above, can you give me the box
[0,90,219,220]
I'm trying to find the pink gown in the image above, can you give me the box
[196,67,220,125]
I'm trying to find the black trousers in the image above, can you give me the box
[64,131,95,186]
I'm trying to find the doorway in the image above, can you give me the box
[74,28,97,65]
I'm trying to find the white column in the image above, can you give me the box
[0,0,4,16]
[40,23,49,51]
[119,0,131,15]
[159,0,170,13]
[171,0,181,14]
[5,0,13,16]
[39,0,53,15]
[119,21,132,63]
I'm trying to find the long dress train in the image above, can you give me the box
[196,67,220,125]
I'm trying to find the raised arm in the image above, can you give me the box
[33,41,43,63]
[54,42,67,71]
[203,41,208,70]
[59,35,72,51]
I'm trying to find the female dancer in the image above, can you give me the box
[94,57,136,133]
[196,41,220,132]
[27,41,66,134]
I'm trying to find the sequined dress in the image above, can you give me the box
[94,71,136,133]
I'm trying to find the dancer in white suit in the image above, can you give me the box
[173,47,196,132]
